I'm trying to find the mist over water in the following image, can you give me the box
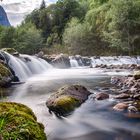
[0,54,139,140]
[6,65,139,140]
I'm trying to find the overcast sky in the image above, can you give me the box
[0,0,56,26]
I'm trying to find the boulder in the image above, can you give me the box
[46,85,91,116]
[36,51,44,58]
[51,54,71,68]
[81,57,91,66]
[0,102,47,140]
[0,63,13,87]
[42,55,56,63]
[113,103,128,111]
[95,93,109,100]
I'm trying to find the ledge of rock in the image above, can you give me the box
[46,85,91,116]
[1,48,19,56]
[0,102,47,140]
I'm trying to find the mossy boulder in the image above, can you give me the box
[46,85,91,116]
[0,63,13,87]
[0,102,47,140]
[133,71,140,80]
[1,48,19,56]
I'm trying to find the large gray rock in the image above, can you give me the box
[51,54,71,68]
[0,6,11,26]
[46,85,91,116]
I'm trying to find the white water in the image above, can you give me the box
[91,56,140,67]
[4,52,52,81]
[8,68,139,140]
[69,56,140,68]
[70,58,79,67]
[2,53,139,140]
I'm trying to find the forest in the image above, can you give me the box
[0,0,140,55]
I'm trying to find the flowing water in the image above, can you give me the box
[2,52,52,81]
[2,55,140,140]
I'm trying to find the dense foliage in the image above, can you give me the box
[0,0,139,55]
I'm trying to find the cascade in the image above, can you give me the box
[91,56,140,66]
[2,52,52,81]
[70,57,79,67]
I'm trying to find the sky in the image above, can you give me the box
[0,0,56,26]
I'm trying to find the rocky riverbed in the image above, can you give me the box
[0,49,140,140]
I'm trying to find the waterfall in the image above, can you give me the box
[3,52,52,81]
[70,57,79,67]
[91,56,140,67]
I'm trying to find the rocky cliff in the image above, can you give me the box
[0,6,10,26]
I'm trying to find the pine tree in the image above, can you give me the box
[40,0,46,9]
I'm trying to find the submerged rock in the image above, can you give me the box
[46,85,91,116]
[0,102,47,140]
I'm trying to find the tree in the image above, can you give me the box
[103,0,140,55]
[0,26,16,48]
[40,0,46,9]
[14,23,43,54]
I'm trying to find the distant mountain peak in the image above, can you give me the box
[0,5,11,26]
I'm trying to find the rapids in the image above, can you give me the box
[6,68,140,140]
[1,53,140,140]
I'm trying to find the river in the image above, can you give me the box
[3,68,140,140]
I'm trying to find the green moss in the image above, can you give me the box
[1,48,18,55]
[47,85,90,116]
[0,63,11,77]
[0,102,47,140]
[55,95,80,113]
[133,71,140,80]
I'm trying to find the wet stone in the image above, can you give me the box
[113,103,128,111]
[114,93,131,99]
[95,93,109,100]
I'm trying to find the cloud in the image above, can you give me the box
[1,0,56,26]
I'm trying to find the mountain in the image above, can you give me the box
[1,0,57,26]
[0,6,11,26]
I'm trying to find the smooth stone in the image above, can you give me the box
[113,103,128,111]
[95,93,109,100]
